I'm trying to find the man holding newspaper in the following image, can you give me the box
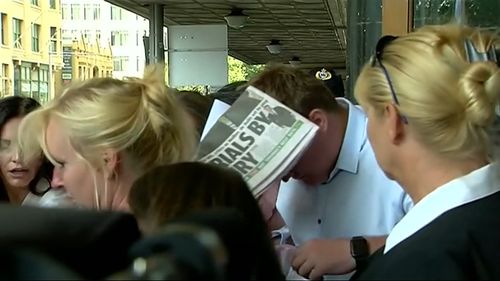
[246,65,412,280]
[199,64,411,280]
[198,84,317,198]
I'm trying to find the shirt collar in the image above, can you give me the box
[384,162,500,253]
[325,98,367,182]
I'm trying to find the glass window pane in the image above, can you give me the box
[31,68,39,81]
[13,19,22,48]
[413,0,500,29]
[31,24,40,52]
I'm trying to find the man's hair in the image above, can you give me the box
[176,90,214,137]
[248,64,339,117]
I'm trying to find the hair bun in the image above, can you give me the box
[459,61,500,127]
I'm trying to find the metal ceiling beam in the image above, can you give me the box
[324,0,347,51]
[105,0,347,67]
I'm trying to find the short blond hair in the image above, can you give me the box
[355,25,500,161]
[19,64,197,178]
[248,64,339,116]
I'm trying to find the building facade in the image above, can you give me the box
[61,0,150,79]
[54,37,113,96]
[0,0,63,103]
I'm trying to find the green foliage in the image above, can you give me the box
[170,56,264,93]
[176,85,208,94]
[228,56,247,83]
[228,56,264,83]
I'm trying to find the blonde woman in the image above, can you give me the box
[18,65,198,211]
[352,25,500,279]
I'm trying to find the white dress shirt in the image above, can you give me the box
[384,162,500,253]
[277,98,412,245]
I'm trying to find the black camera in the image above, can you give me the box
[0,205,283,280]
[110,207,256,281]
[112,223,228,280]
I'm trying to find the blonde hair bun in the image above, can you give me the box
[459,61,500,128]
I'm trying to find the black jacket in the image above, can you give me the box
[352,191,500,280]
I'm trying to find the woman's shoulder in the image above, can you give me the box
[22,192,42,206]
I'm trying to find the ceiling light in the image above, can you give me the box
[224,8,249,29]
[289,56,301,66]
[266,40,282,54]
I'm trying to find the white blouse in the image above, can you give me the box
[384,162,500,253]
[21,178,75,208]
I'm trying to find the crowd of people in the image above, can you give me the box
[0,24,499,280]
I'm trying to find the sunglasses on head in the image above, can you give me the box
[371,35,408,124]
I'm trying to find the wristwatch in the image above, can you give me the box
[350,236,369,268]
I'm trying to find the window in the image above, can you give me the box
[113,56,128,71]
[21,66,29,80]
[21,65,48,104]
[111,31,128,46]
[20,65,31,97]
[93,4,100,20]
[62,4,69,20]
[83,29,91,42]
[50,26,57,53]
[40,68,48,83]
[84,4,92,20]
[120,31,128,46]
[0,13,6,45]
[13,18,22,49]
[39,68,49,104]
[31,0,39,6]
[413,0,500,29]
[49,0,56,9]
[30,67,39,100]
[71,4,80,20]
[113,59,120,71]
[111,6,123,20]
[62,29,71,41]
[95,29,101,41]
[1,64,8,97]
[31,24,40,52]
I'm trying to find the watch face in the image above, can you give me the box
[351,237,369,258]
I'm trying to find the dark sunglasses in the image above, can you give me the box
[371,35,408,124]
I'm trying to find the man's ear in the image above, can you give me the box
[307,109,329,132]
[102,149,120,179]
[385,104,405,145]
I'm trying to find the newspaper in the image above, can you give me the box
[201,99,231,141]
[198,86,319,197]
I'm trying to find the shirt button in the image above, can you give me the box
[317,219,322,224]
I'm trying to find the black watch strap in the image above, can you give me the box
[350,236,369,269]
